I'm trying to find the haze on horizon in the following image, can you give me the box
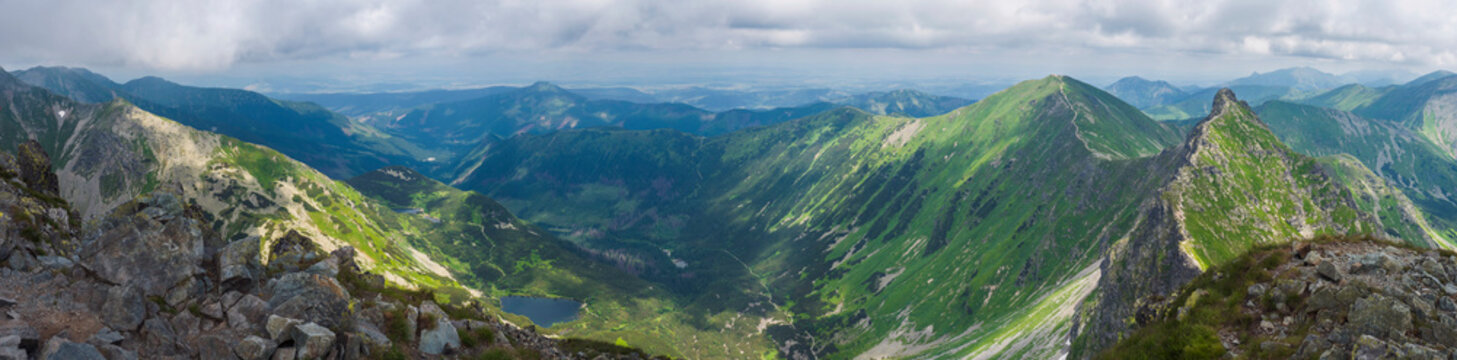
[1,0,1454,93]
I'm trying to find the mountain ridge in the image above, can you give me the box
[1075,88,1427,357]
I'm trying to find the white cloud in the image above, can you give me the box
[0,0,1453,71]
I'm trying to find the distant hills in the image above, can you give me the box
[1105,67,1440,121]
[277,82,972,120]
[10,66,434,178]
[1104,76,1188,109]
[9,66,976,183]
[1226,66,1363,91]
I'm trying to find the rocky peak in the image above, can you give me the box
[1175,88,1282,162]
[15,140,58,195]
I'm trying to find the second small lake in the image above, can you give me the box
[500,296,582,328]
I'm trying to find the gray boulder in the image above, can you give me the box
[96,345,137,360]
[1318,261,1342,282]
[87,327,123,346]
[139,318,180,355]
[264,272,350,328]
[265,315,302,341]
[1351,335,1388,360]
[287,322,335,360]
[218,237,261,292]
[41,337,105,360]
[82,201,207,297]
[227,294,268,332]
[270,347,295,360]
[0,321,39,353]
[101,286,145,331]
[233,335,277,360]
[418,301,461,355]
[0,335,23,360]
[353,319,391,346]
[1349,294,1412,338]
[195,335,235,360]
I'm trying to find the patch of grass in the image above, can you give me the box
[458,327,495,349]
[368,345,407,360]
[1097,321,1223,360]
[476,348,512,360]
[558,338,668,359]
[419,311,439,331]
[148,295,178,315]
[383,306,413,344]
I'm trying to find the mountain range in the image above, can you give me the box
[3,62,1457,359]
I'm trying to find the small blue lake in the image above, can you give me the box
[501,296,581,328]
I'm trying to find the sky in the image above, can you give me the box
[1,0,1454,93]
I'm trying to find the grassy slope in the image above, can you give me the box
[1348,75,1457,158]
[1295,84,1389,111]
[1172,97,1371,267]
[1258,101,1457,244]
[347,167,772,359]
[742,77,1177,358]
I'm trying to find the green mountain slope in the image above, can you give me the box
[346,166,769,358]
[1346,75,1457,158]
[1104,76,1189,109]
[1407,70,1456,86]
[1077,89,1432,357]
[1296,83,1389,111]
[838,89,975,117]
[1257,101,1457,242]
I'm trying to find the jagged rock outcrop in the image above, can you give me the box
[0,143,667,359]
[1098,239,1457,358]
[15,140,57,195]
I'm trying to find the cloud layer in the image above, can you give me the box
[1,0,1453,71]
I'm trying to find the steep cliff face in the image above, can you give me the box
[1075,89,1424,357]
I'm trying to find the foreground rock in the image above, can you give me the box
[1099,239,1457,359]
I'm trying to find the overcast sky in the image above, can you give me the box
[1,0,1453,92]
